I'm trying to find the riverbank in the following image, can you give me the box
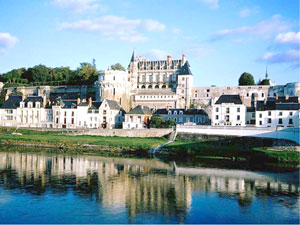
[0,128,166,155]
[0,128,299,168]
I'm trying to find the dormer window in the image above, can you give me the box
[36,102,40,108]
[174,111,177,115]
[179,111,183,115]
[28,102,32,108]
[168,111,172,115]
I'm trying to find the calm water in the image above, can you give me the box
[0,150,299,224]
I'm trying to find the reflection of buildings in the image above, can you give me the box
[0,152,299,222]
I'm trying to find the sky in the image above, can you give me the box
[0,0,299,87]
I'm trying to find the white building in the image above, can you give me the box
[0,95,23,127]
[212,94,246,126]
[123,105,152,129]
[154,108,209,125]
[99,99,125,129]
[255,95,300,128]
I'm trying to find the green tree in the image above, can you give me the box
[150,116,164,128]
[259,79,270,85]
[31,65,51,84]
[238,72,255,86]
[75,62,98,85]
[111,63,125,71]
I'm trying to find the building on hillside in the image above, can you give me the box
[268,82,300,98]
[212,94,246,126]
[99,99,125,129]
[123,105,152,129]
[97,52,193,111]
[255,95,300,128]
[0,95,23,127]
[154,108,209,125]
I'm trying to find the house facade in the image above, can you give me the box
[123,105,152,129]
[212,95,246,126]
[154,108,209,125]
[255,95,300,128]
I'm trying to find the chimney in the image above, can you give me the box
[182,54,186,65]
[82,98,86,103]
[43,95,46,107]
[77,98,81,105]
[167,55,172,64]
[285,94,289,100]
[275,94,279,100]
[88,97,92,107]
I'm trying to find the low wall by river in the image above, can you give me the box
[177,125,300,145]
[75,128,173,138]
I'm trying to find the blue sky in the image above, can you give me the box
[0,0,299,86]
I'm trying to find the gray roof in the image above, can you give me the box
[24,96,43,107]
[215,95,243,105]
[106,99,122,110]
[256,96,300,111]
[179,61,192,75]
[127,105,152,115]
[1,95,22,109]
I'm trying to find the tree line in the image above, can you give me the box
[0,62,125,87]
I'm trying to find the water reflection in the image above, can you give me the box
[0,151,299,224]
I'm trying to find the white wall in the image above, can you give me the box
[212,104,246,126]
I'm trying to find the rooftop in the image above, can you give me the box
[215,94,243,105]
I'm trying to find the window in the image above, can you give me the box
[113,88,115,96]
[268,111,271,116]
[289,119,293,125]
[259,113,262,118]
[216,115,219,120]
[278,118,283,124]
[216,107,219,112]
[64,111,67,116]
[252,113,255,118]
[279,112,283,116]
[225,115,230,122]
[237,115,240,120]
[195,94,198,98]
[226,108,230,113]
[168,111,172,115]
[174,111,177,115]
[289,112,293,116]
[268,118,271,123]
[179,111,183,115]
[237,108,240,112]
[71,118,74,124]
[72,111,74,117]
[262,93,264,97]
[259,121,262,125]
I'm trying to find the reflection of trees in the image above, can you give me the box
[0,151,299,222]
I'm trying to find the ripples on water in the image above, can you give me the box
[0,150,299,224]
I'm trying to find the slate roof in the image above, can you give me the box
[256,96,300,111]
[215,95,243,105]
[61,100,77,109]
[246,107,256,112]
[154,108,208,116]
[1,95,22,109]
[127,105,152,115]
[106,99,122,110]
[179,61,192,75]
[24,96,43,107]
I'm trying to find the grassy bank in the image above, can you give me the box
[162,139,300,164]
[0,128,167,153]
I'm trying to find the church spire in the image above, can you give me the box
[265,65,268,79]
[130,50,136,62]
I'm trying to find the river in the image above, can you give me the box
[0,150,299,224]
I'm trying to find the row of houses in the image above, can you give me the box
[211,94,300,128]
[0,95,209,129]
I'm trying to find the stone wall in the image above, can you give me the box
[76,128,173,137]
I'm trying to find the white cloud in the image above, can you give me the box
[260,49,299,65]
[211,15,290,41]
[143,49,172,60]
[142,19,166,32]
[200,0,219,9]
[171,28,181,34]
[274,31,300,46]
[0,32,18,54]
[52,0,106,13]
[183,46,213,57]
[239,7,259,18]
[60,15,165,42]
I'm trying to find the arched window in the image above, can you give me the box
[162,85,166,89]
[174,111,177,115]
[148,85,152,89]
[141,85,146,89]
[155,85,159,89]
